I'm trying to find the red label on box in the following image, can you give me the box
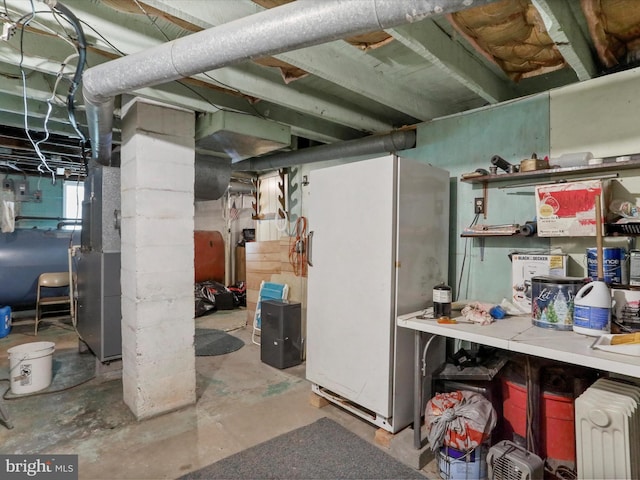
[535,180,604,237]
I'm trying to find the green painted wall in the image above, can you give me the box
[2,174,64,229]
[408,93,552,303]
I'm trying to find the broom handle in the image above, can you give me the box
[595,194,604,280]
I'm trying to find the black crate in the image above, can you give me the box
[260,300,302,369]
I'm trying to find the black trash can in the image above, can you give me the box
[260,299,302,369]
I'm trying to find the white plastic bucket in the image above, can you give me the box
[7,341,55,394]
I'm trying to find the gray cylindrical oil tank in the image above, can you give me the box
[0,228,80,308]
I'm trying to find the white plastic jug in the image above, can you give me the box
[573,281,611,336]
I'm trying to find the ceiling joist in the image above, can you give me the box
[532,0,597,81]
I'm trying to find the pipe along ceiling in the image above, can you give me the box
[79,0,497,170]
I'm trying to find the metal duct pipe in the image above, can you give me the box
[82,0,495,165]
[194,153,231,201]
[228,180,254,195]
[232,130,416,172]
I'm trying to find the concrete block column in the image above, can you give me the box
[120,99,196,419]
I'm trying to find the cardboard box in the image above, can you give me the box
[535,180,607,237]
[511,254,568,313]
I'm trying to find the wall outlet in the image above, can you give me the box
[474,197,485,214]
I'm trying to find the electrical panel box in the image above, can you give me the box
[260,299,302,369]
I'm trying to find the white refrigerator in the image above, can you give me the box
[306,154,449,433]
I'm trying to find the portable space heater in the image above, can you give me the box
[487,440,544,480]
[575,378,640,479]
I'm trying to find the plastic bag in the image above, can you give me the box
[460,302,494,325]
[425,390,497,451]
[1,200,15,233]
[194,280,231,317]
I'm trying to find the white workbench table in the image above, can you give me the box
[397,311,640,448]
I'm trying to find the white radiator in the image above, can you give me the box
[575,378,640,479]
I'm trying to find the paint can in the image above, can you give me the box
[586,247,626,284]
[531,276,585,330]
[629,250,640,286]
[611,286,640,332]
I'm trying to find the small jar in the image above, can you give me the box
[433,283,452,318]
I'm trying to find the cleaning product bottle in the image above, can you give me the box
[572,281,611,336]
[0,305,11,339]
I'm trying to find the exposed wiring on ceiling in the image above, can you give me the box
[2,5,79,53]
[44,1,87,148]
[79,18,126,56]
[7,2,87,179]
[29,12,81,51]
[133,0,170,41]
[2,0,14,22]
[18,0,55,182]
[36,52,78,163]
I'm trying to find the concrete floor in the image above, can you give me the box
[0,309,439,479]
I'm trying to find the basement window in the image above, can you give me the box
[63,181,84,229]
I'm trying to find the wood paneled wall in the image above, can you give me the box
[245,237,307,326]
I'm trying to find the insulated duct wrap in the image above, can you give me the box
[82,0,496,165]
[195,154,232,200]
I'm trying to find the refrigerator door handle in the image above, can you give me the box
[307,231,314,266]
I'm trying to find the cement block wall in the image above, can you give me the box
[120,99,196,419]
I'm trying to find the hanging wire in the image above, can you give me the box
[2,0,15,22]
[36,52,79,160]
[18,0,55,181]
[45,1,87,146]
[455,213,480,301]
[79,19,126,56]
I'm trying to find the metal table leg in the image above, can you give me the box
[413,329,422,449]
[414,331,439,450]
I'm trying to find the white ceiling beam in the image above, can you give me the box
[196,63,393,132]
[531,0,597,81]
[0,37,370,142]
[143,0,444,120]
[74,0,394,131]
[386,20,515,104]
[273,45,450,120]
[0,111,81,138]
[0,91,85,128]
